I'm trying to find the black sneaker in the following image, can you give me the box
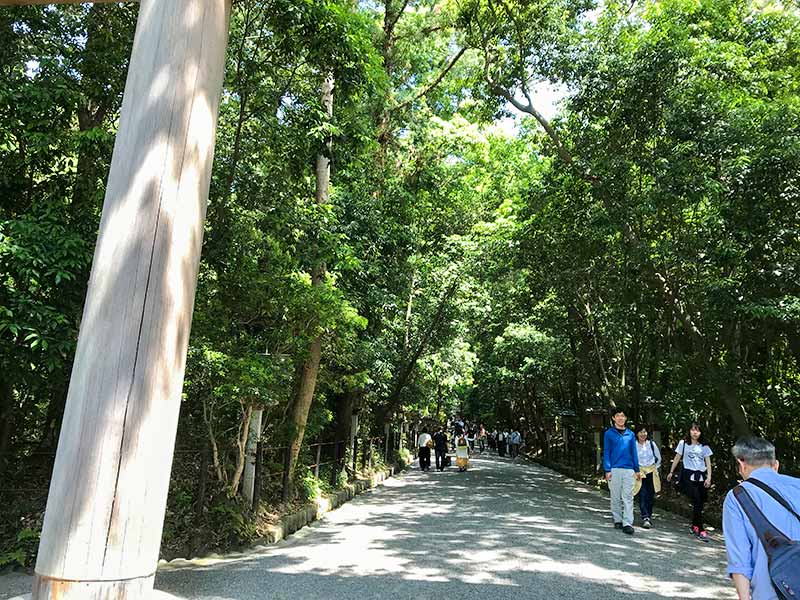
[614,522,623,529]
[622,525,635,535]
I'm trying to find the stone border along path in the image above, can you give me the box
[2,455,737,600]
[0,467,397,600]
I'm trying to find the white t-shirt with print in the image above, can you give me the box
[675,440,712,472]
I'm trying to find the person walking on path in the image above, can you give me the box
[723,437,800,600]
[667,423,713,541]
[452,418,464,451]
[603,408,641,535]
[509,429,521,458]
[633,424,662,529]
[478,424,487,453]
[466,428,476,453]
[497,430,507,457]
[432,427,448,471]
[417,427,432,471]
[455,433,470,472]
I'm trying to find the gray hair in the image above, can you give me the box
[732,437,776,466]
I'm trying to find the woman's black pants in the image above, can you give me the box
[686,480,706,529]
[419,447,431,470]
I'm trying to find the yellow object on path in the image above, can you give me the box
[455,442,469,470]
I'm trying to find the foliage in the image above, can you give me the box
[396,447,414,470]
[0,526,39,570]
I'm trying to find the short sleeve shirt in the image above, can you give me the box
[676,440,712,472]
[723,468,800,600]
[637,441,657,467]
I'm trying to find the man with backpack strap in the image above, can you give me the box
[723,437,800,600]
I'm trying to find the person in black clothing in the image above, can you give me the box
[497,430,507,457]
[433,427,448,471]
[417,427,432,471]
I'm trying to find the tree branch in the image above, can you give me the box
[392,47,468,112]
[385,0,412,40]
[493,83,574,166]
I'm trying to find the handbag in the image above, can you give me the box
[733,479,800,599]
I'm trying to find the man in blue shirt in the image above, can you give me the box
[603,408,641,534]
[723,437,800,600]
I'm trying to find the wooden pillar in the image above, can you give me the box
[32,1,231,598]
[594,430,602,472]
[349,413,359,459]
[242,408,263,505]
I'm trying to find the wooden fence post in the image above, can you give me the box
[252,441,263,512]
[361,438,367,471]
[314,442,322,479]
[281,445,291,503]
[32,2,231,599]
[329,442,339,488]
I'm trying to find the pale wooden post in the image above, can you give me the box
[242,407,263,505]
[21,1,233,598]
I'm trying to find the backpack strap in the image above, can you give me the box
[733,485,792,560]
[746,478,800,524]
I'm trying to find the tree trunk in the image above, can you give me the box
[285,74,334,487]
[229,403,253,497]
[567,307,580,409]
[526,384,549,452]
[40,377,69,450]
[383,279,459,419]
[403,270,416,352]
[335,390,357,449]
[0,378,13,470]
[652,270,750,436]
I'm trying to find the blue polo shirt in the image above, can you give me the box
[723,467,800,600]
[602,426,640,473]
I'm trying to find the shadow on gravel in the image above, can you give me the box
[154,456,734,600]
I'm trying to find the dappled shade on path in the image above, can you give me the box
[153,456,734,600]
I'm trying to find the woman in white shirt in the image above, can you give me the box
[417,428,432,471]
[667,423,713,541]
[633,425,662,529]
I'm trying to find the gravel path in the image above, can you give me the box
[1,454,736,600]
[155,454,735,600]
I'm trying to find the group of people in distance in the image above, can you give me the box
[493,428,522,458]
[604,407,800,600]
[416,425,471,472]
[415,419,525,473]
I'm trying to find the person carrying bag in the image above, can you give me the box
[732,480,800,599]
